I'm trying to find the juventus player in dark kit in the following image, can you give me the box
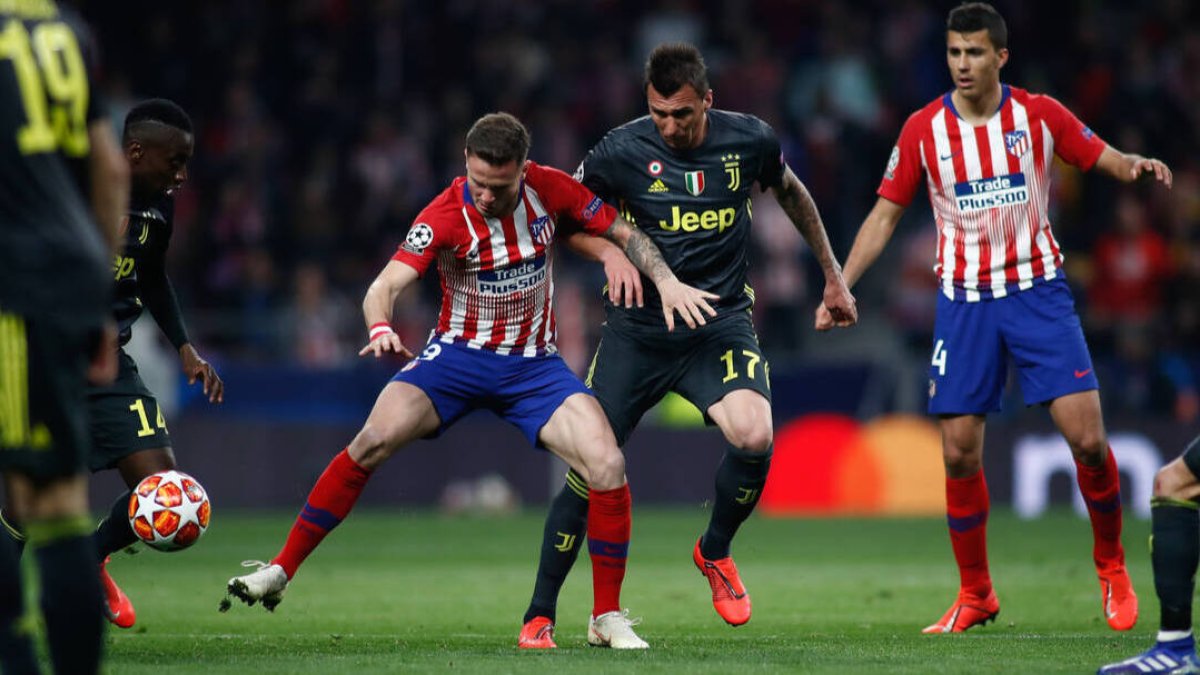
[518,42,857,648]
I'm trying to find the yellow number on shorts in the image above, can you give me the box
[129,398,155,438]
[720,348,767,384]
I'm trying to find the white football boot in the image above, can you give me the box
[226,561,288,611]
[587,609,649,649]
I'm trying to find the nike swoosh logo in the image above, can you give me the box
[939,152,959,161]
[1074,368,1093,379]
[705,562,746,599]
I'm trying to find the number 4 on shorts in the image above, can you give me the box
[931,339,947,376]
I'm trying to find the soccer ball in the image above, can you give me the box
[128,470,211,552]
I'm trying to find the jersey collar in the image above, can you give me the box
[943,83,1010,122]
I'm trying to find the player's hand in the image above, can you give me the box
[1132,157,1172,188]
[180,343,223,403]
[86,320,118,385]
[657,278,719,332]
[819,280,858,330]
[358,331,414,360]
[601,249,643,308]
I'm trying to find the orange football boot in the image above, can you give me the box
[922,589,999,634]
[692,538,751,626]
[1099,565,1138,631]
[518,616,557,649]
[99,556,136,629]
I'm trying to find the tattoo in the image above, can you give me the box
[773,170,839,275]
[605,223,673,283]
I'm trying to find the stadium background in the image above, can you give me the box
[77,0,1200,515]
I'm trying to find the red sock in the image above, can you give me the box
[946,470,991,598]
[1075,448,1125,570]
[587,484,631,618]
[272,448,372,578]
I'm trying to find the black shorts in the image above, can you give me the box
[86,350,171,472]
[586,311,771,446]
[0,307,94,480]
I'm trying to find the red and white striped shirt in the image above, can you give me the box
[878,85,1106,301]
[392,161,616,356]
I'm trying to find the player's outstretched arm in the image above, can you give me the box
[359,260,418,359]
[562,229,643,308]
[771,167,857,329]
[602,218,718,331]
[1093,146,1173,188]
[815,196,905,331]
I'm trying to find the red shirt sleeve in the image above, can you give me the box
[391,202,455,277]
[876,111,926,207]
[530,162,617,236]
[1034,94,1106,171]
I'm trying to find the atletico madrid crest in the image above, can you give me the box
[684,170,705,196]
[1005,130,1029,159]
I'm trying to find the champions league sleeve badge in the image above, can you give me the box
[403,222,434,254]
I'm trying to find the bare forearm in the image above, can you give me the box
[362,281,399,326]
[607,226,674,284]
[774,176,842,281]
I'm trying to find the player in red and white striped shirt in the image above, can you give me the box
[817,2,1172,635]
[226,114,716,649]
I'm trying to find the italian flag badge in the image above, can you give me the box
[684,170,705,196]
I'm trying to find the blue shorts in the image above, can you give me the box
[928,278,1099,415]
[391,338,592,447]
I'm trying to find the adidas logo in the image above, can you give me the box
[647,179,668,193]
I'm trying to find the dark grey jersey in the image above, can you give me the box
[0,4,108,321]
[575,109,784,328]
[112,200,172,346]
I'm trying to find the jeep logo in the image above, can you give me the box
[658,205,736,233]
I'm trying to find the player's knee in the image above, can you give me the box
[1154,462,1198,500]
[942,445,981,475]
[582,446,625,491]
[1068,433,1108,466]
[348,424,397,469]
[725,419,772,454]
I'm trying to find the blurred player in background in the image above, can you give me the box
[223,112,717,649]
[816,1,1172,634]
[1,98,224,631]
[518,42,856,648]
[0,1,129,672]
[1098,435,1200,673]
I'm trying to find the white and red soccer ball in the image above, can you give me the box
[128,470,211,552]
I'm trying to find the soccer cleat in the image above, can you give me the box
[518,616,557,649]
[692,538,751,626]
[225,560,288,611]
[1097,642,1200,674]
[99,556,136,629]
[1099,566,1138,631]
[922,589,1000,634]
[587,609,649,649]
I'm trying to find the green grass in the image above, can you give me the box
[62,508,1158,673]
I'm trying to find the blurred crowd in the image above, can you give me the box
[79,0,1200,420]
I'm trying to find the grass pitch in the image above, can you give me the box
[76,508,1154,673]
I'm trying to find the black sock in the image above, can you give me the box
[0,532,37,675]
[94,490,136,559]
[524,470,589,624]
[701,445,772,560]
[29,516,105,675]
[0,509,26,557]
[1151,497,1200,633]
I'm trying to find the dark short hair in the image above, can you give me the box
[465,112,530,166]
[123,98,193,144]
[644,42,709,97]
[947,2,1007,50]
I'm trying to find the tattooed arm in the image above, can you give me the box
[771,166,858,329]
[601,216,718,331]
